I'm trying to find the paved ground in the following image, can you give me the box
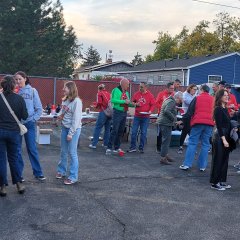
[1,123,240,240]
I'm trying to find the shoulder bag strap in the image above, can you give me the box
[0,93,21,125]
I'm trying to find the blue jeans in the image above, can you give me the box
[183,125,213,168]
[0,129,22,186]
[57,126,81,182]
[107,109,127,150]
[17,121,44,177]
[130,117,150,150]
[92,111,111,146]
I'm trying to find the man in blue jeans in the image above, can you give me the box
[89,84,111,149]
[127,82,155,153]
[106,78,133,155]
[179,85,214,171]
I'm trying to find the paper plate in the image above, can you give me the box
[139,112,150,114]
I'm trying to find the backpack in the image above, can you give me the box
[102,92,113,117]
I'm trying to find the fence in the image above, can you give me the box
[0,74,185,110]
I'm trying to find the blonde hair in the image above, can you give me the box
[62,81,79,102]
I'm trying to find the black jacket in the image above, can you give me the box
[0,92,28,132]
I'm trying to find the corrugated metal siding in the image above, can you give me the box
[189,54,240,85]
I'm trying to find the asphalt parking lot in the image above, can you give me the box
[1,123,240,240]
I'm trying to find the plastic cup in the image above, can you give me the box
[119,151,124,157]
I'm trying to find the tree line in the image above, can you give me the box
[0,2,239,75]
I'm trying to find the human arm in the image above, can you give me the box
[32,88,43,121]
[68,98,82,140]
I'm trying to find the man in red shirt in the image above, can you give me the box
[127,82,155,153]
[89,84,111,149]
[155,82,175,152]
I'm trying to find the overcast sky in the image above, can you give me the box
[61,0,240,62]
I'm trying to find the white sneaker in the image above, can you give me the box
[89,144,96,149]
[200,168,206,172]
[106,149,112,155]
[113,149,125,154]
[220,183,231,189]
[211,183,226,191]
[179,165,189,170]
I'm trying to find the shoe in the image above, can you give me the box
[127,148,137,153]
[21,177,25,183]
[113,149,125,154]
[89,144,96,149]
[237,170,240,174]
[166,155,174,162]
[138,149,144,154]
[106,149,112,155]
[211,183,226,191]
[179,165,189,170]
[35,176,46,181]
[64,179,76,185]
[56,173,65,179]
[177,147,183,154]
[233,163,240,170]
[0,185,7,197]
[160,157,172,165]
[200,168,206,172]
[16,182,25,194]
[220,183,231,189]
[208,147,212,153]
[156,149,161,154]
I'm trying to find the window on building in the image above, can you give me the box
[171,74,179,81]
[158,75,164,83]
[208,75,222,83]
[147,76,153,84]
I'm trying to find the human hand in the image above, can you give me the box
[176,120,183,125]
[125,99,130,104]
[223,139,229,148]
[67,135,72,141]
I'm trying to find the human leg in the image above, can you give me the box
[130,117,140,150]
[24,121,44,177]
[91,111,106,146]
[57,126,69,176]
[182,125,202,167]
[198,126,213,169]
[138,117,150,150]
[68,128,81,182]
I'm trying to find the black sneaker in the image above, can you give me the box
[211,183,225,191]
[35,176,46,181]
[138,149,144,153]
[177,147,183,154]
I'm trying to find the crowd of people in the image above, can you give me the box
[0,74,239,197]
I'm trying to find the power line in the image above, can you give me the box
[192,0,240,9]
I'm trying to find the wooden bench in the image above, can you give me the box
[36,126,53,144]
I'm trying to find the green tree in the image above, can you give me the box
[179,21,221,56]
[82,45,102,66]
[130,52,144,66]
[152,32,177,60]
[0,0,81,77]
[213,12,235,52]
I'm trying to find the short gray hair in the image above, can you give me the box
[174,91,183,100]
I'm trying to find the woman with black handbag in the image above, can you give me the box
[0,76,28,196]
